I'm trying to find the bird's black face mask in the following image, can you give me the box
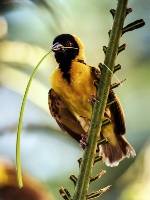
[52,34,79,64]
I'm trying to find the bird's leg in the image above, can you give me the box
[80,134,88,149]
[88,95,99,105]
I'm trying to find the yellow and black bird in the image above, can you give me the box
[49,34,135,167]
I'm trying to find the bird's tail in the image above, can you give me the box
[99,135,136,167]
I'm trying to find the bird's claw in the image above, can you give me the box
[88,95,99,105]
[80,134,88,149]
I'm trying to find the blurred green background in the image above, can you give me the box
[0,0,150,200]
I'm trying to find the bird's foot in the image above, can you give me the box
[80,134,88,149]
[88,95,99,105]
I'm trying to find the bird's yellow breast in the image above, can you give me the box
[50,61,96,120]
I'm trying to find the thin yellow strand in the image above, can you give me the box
[16,51,51,188]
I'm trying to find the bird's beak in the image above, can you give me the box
[51,42,64,52]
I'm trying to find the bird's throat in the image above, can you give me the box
[58,59,86,83]
[59,60,72,83]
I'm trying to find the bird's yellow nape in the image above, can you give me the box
[73,35,86,61]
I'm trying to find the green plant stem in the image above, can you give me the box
[16,51,50,188]
[72,1,128,200]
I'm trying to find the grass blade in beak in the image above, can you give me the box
[16,51,50,188]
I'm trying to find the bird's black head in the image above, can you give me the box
[52,34,79,64]
[52,34,85,82]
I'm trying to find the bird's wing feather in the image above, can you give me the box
[108,90,126,135]
[48,89,86,141]
[90,66,126,135]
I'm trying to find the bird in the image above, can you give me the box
[48,33,136,167]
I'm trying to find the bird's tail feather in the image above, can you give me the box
[99,135,136,167]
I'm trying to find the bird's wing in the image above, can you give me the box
[107,90,126,135]
[90,66,126,135]
[48,89,86,141]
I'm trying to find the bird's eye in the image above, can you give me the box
[66,41,73,47]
